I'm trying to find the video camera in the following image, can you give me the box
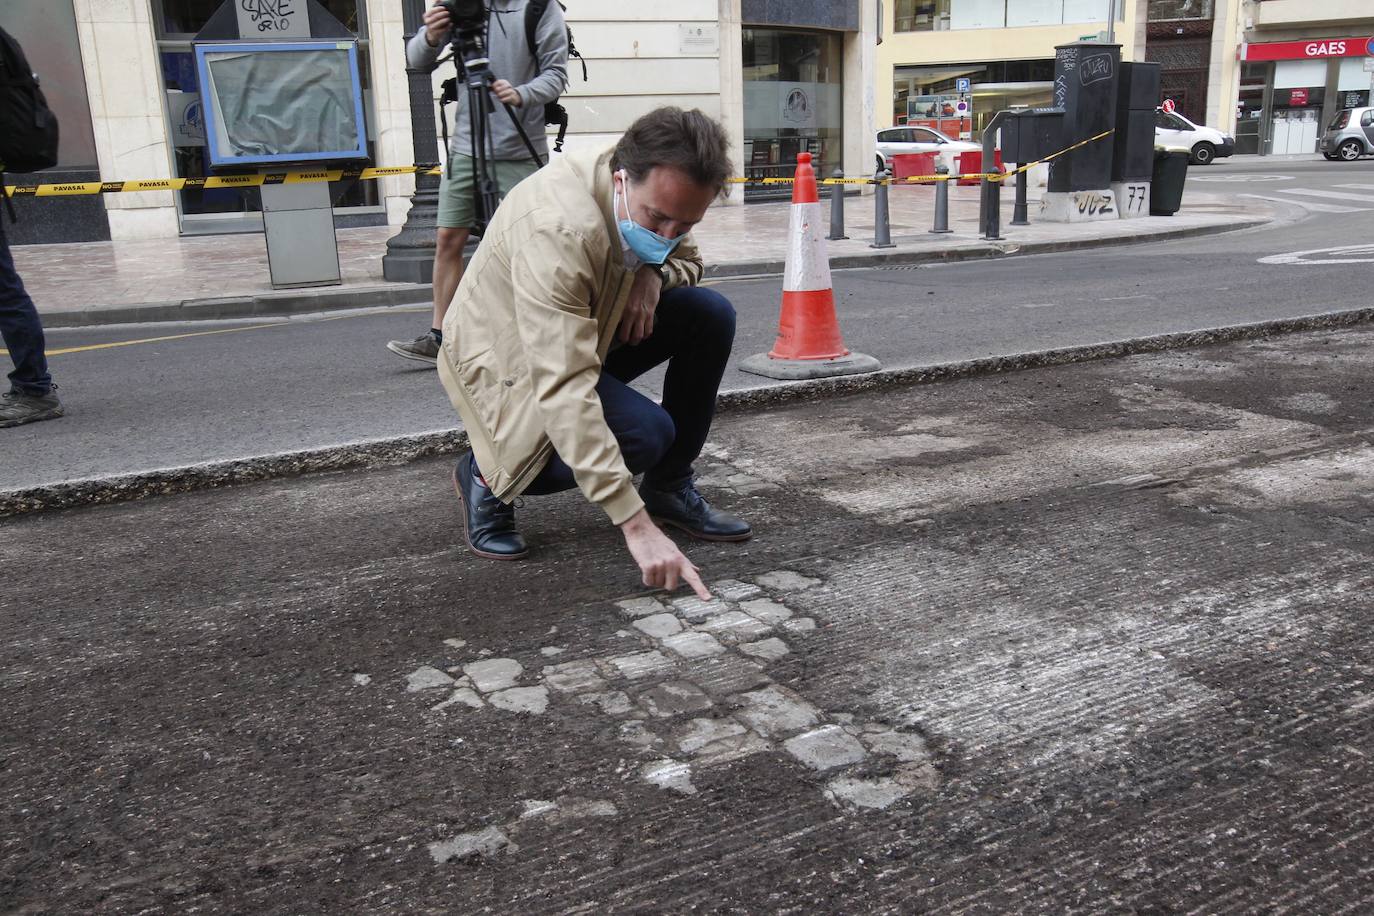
[438,0,488,36]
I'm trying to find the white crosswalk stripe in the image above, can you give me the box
[1240,193,1367,213]
[1279,187,1374,204]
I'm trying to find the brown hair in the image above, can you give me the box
[612,107,734,198]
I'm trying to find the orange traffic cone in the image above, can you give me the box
[740,153,880,380]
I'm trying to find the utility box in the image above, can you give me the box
[1047,41,1121,194]
[999,108,1065,163]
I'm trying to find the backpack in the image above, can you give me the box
[525,0,587,153]
[0,27,60,175]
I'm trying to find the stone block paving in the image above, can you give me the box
[402,568,940,860]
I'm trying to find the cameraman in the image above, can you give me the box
[387,0,569,365]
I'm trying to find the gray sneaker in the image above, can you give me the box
[0,388,64,428]
[386,331,441,365]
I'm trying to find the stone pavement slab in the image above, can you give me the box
[3,326,1372,912]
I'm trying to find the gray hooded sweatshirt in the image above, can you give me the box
[406,0,569,163]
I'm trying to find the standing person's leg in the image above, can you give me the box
[602,286,749,540]
[386,157,477,365]
[0,227,62,428]
[388,156,541,365]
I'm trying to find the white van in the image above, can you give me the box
[1154,109,1235,165]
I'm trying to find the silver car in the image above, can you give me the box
[1320,107,1374,162]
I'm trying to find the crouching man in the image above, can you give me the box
[437,107,750,599]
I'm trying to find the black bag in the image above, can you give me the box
[0,27,60,174]
[524,0,586,153]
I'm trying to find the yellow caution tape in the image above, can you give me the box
[5,130,1115,198]
[3,165,444,198]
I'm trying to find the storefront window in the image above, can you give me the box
[743,28,844,199]
[893,60,1055,138]
[153,0,376,231]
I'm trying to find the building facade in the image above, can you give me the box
[3,0,879,245]
[1236,0,1373,155]
[877,0,1146,143]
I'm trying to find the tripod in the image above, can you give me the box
[447,25,545,236]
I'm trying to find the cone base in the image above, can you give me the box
[738,351,882,381]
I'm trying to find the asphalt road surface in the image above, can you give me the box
[1,156,1371,492]
[4,326,1371,911]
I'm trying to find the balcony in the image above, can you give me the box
[1253,0,1371,30]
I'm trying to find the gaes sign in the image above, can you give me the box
[1242,37,1371,61]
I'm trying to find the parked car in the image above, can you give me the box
[1154,109,1234,165]
[876,126,981,174]
[1320,107,1374,161]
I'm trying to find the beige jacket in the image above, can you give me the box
[437,145,705,525]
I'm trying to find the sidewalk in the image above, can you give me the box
[11,184,1272,327]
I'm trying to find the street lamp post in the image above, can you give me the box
[382,0,441,283]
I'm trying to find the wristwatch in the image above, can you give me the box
[657,264,671,287]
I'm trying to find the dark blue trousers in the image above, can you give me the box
[0,227,52,395]
[521,284,736,495]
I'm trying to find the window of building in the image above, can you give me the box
[893,60,1055,137]
[742,28,844,199]
[895,0,1119,31]
[153,0,377,233]
[1147,0,1214,21]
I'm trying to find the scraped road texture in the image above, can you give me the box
[4,328,1373,913]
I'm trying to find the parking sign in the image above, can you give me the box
[956,77,971,93]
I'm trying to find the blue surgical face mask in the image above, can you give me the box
[615,169,683,266]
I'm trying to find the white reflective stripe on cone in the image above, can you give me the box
[783,201,833,293]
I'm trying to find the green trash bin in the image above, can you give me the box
[1150,149,1189,216]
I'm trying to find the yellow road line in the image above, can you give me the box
[0,305,428,358]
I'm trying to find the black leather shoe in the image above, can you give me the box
[641,480,752,542]
[453,454,529,560]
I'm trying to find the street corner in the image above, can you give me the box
[392,566,940,866]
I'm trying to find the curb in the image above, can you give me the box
[4,303,1371,519]
[37,218,1268,328]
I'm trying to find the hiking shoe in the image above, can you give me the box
[0,388,63,429]
[641,480,752,542]
[387,331,441,365]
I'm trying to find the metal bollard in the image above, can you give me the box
[870,169,896,250]
[982,172,1003,241]
[930,164,953,234]
[826,168,849,240]
[1011,166,1030,226]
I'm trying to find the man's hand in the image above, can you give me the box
[620,510,711,600]
[422,3,451,46]
[491,79,522,107]
[617,264,663,346]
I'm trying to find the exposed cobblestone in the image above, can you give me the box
[739,598,794,625]
[632,613,684,639]
[738,637,791,661]
[488,687,550,715]
[660,631,728,659]
[603,651,675,681]
[462,658,523,692]
[638,681,713,719]
[783,725,870,772]
[697,611,773,644]
[733,685,821,738]
[406,666,455,692]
